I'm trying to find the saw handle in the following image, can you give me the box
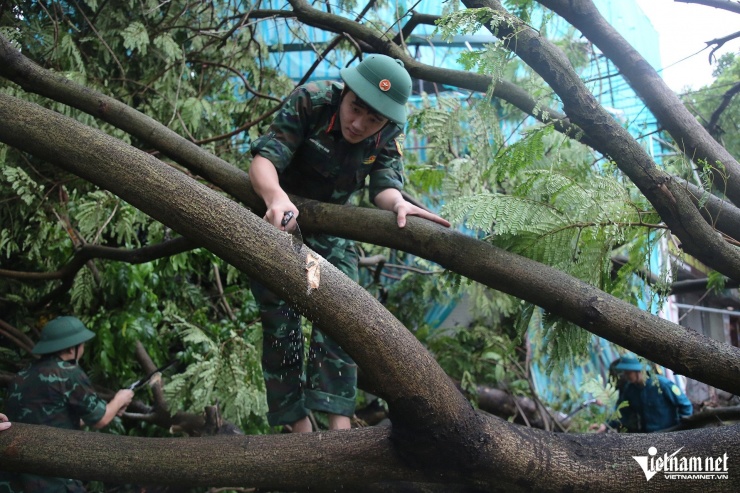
[281,210,294,227]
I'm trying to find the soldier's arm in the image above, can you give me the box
[92,389,134,429]
[0,413,10,431]
[249,155,297,230]
[661,378,693,418]
[249,87,315,230]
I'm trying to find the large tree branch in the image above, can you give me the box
[537,0,740,205]
[0,237,195,307]
[1,415,738,491]
[706,81,740,139]
[460,0,740,283]
[296,200,740,394]
[680,179,740,242]
[676,0,740,15]
[0,34,261,209]
[0,237,195,282]
[0,319,35,355]
[0,93,738,398]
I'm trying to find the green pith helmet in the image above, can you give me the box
[340,54,412,126]
[32,316,96,355]
[614,354,644,372]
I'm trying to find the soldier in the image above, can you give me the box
[249,54,450,433]
[591,354,693,433]
[1,316,134,492]
[0,413,9,431]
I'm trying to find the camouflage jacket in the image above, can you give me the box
[2,357,107,492]
[250,80,405,204]
[4,357,107,428]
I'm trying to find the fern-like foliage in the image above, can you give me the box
[407,56,666,371]
[164,317,267,427]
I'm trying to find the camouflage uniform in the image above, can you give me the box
[250,80,405,426]
[1,357,107,492]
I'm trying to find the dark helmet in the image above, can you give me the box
[32,316,96,355]
[340,54,412,126]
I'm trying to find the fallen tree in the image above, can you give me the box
[1,0,740,491]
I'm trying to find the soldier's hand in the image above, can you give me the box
[115,388,134,415]
[265,198,298,231]
[394,200,450,228]
[588,423,607,433]
[0,412,10,431]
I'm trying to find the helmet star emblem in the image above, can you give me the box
[378,79,391,91]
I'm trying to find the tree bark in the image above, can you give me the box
[1,91,740,492]
[1,414,738,491]
[459,0,740,281]
[2,3,740,489]
[537,0,740,204]
[0,92,740,394]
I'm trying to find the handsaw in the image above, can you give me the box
[281,211,304,253]
[128,359,178,391]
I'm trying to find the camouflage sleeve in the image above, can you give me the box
[66,367,107,426]
[250,87,313,173]
[368,133,405,202]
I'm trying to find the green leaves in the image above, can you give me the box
[153,34,183,63]
[164,317,267,428]
[121,22,150,56]
[180,97,210,133]
[420,323,528,406]
[435,8,505,39]
[443,193,560,236]
[1,164,43,206]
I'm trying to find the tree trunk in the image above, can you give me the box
[2,417,738,491]
[0,43,738,395]
[1,90,739,492]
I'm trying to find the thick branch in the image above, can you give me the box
[298,200,740,395]
[0,237,195,282]
[676,0,740,15]
[679,179,740,242]
[0,35,263,210]
[463,0,740,282]
[0,319,35,355]
[1,417,738,491]
[2,92,739,396]
[537,0,740,205]
[132,341,171,417]
[706,81,740,139]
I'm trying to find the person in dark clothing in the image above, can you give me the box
[592,354,693,433]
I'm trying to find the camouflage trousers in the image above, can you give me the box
[250,233,359,426]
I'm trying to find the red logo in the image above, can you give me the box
[378,79,391,91]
